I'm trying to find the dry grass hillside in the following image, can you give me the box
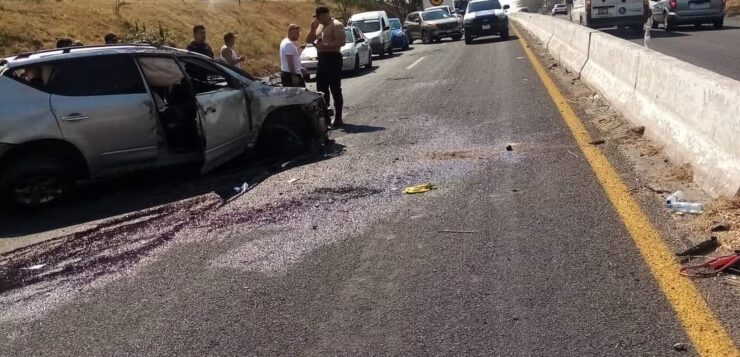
[729,0,740,16]
[0,0,318,75]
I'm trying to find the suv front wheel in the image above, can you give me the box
[0,156,75,208]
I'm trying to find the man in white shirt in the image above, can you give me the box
[279,24,307,88]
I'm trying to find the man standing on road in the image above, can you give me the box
[280,24,307,88]
[306,6,346,128]
[187,25,214,58]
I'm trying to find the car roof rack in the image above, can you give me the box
[12,43,161,60]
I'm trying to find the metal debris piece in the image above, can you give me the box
[710,222,731,233]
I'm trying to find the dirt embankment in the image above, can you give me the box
[0,0,316,76]
[729,0,740,16]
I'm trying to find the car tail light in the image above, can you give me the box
[669,0,677,10]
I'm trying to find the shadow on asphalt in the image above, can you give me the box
[342,65,380,79]
[0,142,347,239]
[467,35,519,45]
[337,123,385,134]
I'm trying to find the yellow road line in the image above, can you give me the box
[511,24,739,357]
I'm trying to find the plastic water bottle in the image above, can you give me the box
[665,191,685,205]
[667,201,704,214]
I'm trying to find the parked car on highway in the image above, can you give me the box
[405,9,464,44]
[650,0,725,30]
[552,4,569,15]
[348,11,394,58]
[301,26,373,74]
[389,18,411,50]
[463,0,511,44]
[570,0,647,31]
[426,4,465,25]
[0,45,331,208]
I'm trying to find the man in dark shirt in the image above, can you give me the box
[186,25,214,58]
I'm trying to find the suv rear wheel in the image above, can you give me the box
[501,28,510,40]
[713,18,723,29]
[0,156,75,209]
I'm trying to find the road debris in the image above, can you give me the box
[630,126,646,135]
[404,183,435,194]
[646,183,671,194]
[710,222,731,233]
[588,139,605,145]
[506,145,513,151]
[680,252,740,277]
[234,182,249,193]
[675,237,718,257]
[20,264,47,270]
[438,230,481,234]
[288,178,300,184]
[672,342,688,352]
[665,191,703,214]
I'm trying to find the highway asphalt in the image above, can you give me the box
[0,32,736,355]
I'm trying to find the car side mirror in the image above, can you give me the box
[503,4,510,10]
[384,26,390,31]
[402,25,407,30]
[356,38,365,43]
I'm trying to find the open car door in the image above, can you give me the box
[179,57,251,173]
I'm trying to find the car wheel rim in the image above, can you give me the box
[12,176,64,206]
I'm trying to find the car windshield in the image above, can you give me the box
[431,7,451,15]
[352,19,381,33]
[345,29,354,43]
[422,10,449,21]
[468,0,502,12]
[389,18,402,30]
[555,4,566,8]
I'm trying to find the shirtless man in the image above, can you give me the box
[306,6,347,128]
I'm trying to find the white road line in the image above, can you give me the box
[406,56,426,70]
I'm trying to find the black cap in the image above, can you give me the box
[223,32,237,42]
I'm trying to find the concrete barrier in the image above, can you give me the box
[580,33,647,112]
[627,51,740,196]
[546,19,594,75]
[512,13,740,197]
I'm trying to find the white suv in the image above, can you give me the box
[571,0,648,31]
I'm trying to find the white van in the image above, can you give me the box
[570,0,648,31]
[348,11,394,58]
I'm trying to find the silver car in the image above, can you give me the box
[0,45,331,208]
[651,0,725,30]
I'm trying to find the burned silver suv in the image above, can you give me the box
[0,45,331,208]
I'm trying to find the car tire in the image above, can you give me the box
[651,17,659,29]
[388,43,394,56]
[403,38,410,50]
[713,18,723,29]
[366,51,373,69]
[354,54,361,73]
[465,33,473,44]
[0,156,75,209]
[500,29,510,41]
[256,110,311,159]
[422,31,432,44]
[452,35,462,41]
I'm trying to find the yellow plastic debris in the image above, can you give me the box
[403,183,435,194]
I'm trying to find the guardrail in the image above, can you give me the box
[512,13,740,197]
